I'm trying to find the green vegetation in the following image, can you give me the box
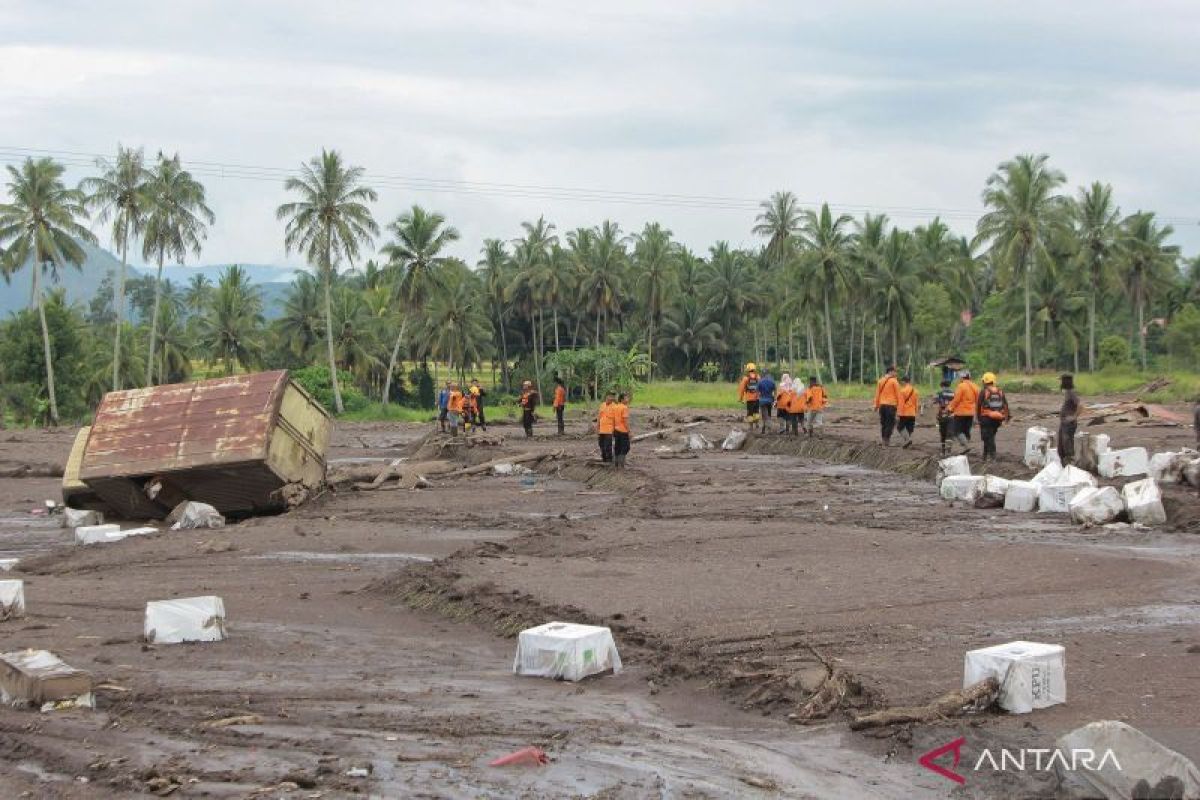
[1,149,1198,426]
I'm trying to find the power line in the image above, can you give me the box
[2,144,1198,226]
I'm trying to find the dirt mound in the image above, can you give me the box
[368,557,872,723]
[551,460,660,496]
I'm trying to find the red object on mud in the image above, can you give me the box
[488,746,549,767]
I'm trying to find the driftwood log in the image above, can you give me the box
[360,450,565,491]
[848,677,1000,730]
[631,422,703,443]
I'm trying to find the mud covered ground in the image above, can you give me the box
[0,391,1197,798]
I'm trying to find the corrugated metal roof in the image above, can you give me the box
[80,371,288,480]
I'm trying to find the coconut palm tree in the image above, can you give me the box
[1068,182,1121,371]
[658,296,725,376]
[574,220,626,347]
[378,205,459,405]
[632,222,677,381]
[868,229,920,367]
[477,239,512,389]
[1118,211,1179,369]
[183,273,214,317]
[277,149,378,413]
[0,157,96,424]
[277,271,325,360]
[753,190,803,266]
[199,265,264,375]
[80,145,151,390]
[142,152,213,386]
[973,154,1067,372]
[797,203,855,382]
[419,270,492,378]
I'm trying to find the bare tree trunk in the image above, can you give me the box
[553,307,561,352]
[806,319,821,383]
[847,314,856,383]
[499,313,510,393]
[382,316,408,406]
[113,222,128,391]
[1138,292,1147,370]
[788,323,795,374]
[859,314,867,385]
[822,286,838,383]
[323,240,344,414]
[595,312,601,348]
[1088,286,1097,372]
[145,247,165,386]
[34,266,60,425]
[534,310,544,400]
[891,323,898,369]
[1022,247,1033,373]
[647,317,655,382]
[873,326,881,378]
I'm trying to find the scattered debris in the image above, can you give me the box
[1003,480,1039,513]
[75,370,331,519]
[0,558,17,572]
[1098,446,1149,478]
[62,507,102,528]
[974,475,1010,508]
[166,500,225,530]
[1074,432,1110,473]
[1055,720,1200,800]
[721,429,748,451]
[145,596,227,644]
[685,432,714,451]
[1024,426,1055,468]
[1122,478,1167,526]
[513,622,622,681]
[0,579,25,620]
[936,455,970,485]
[1038,481,1091,515]
[941,475,984,503]
[489,746,549,767]
[203,713,262,728]
[75,523,121,544]
[0,649,94,709]
[1148,449,1198,484]
[1069,486,1124,526]
[631,421,703,443]
[492,463,532,477]
[344,764,373,778]
[963,641,1065,714]
[849,677,999,730]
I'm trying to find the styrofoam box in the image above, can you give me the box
[1122,478,1167,526]
[1098,447,1149,478]
[1148,450,1197,484]
[1024,426,1055,468]
[981,475,1010,497]
[936,455,970,485]
[0,558,17,572]
[1068,486,1124,526]
[1038,483,1090,514]
[940,475,985,502]
[0,579,24,618]
[964,640,1066,714]
[115,527,158,540]
[74,524,121,544]
[62,508,102,529]
[145,596,227,644]
[1004,480,1039,512]
[513,622,623,682]
[1074,432,1110,473]
[1058,465,1098,488]
[1030,461,1063,487]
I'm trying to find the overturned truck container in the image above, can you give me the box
[66,370,331,519]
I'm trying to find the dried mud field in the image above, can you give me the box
[0,392,1198,799]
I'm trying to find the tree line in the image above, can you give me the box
[1,148,1198,423]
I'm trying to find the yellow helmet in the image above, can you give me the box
[745,362,757,372]
[982,371,997,384]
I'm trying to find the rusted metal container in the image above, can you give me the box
[74,370,331,519]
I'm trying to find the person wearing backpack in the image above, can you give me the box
[738,363,761,426]
[975,372,1011,462]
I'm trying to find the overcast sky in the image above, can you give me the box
[3,0,1199,271]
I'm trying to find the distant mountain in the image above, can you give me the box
[0,242,298,319]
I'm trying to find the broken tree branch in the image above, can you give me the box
[631,422,703,443]
[848,677,1000,730]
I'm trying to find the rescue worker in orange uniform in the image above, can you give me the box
[552,376,567,435]
[896,375,920,448]
[873,365,901,445]
[446,381,465,436]
[948,369,980,454]
[738,363,761,426]
[596,391,616,463]
[613,392,631,468]
[803,376,827,436]
[975,372,1011,462]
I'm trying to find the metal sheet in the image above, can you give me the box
[80,371,286,480]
